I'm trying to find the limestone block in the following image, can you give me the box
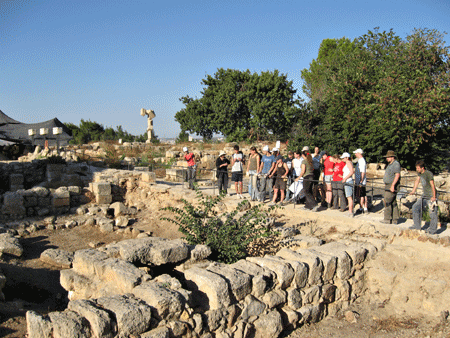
[48,310,90,338]
[110,202,128,217]
[279,307,301,331]
[301,285,321,305]
[286,287,302,309]
[286,234,323,249]
[40,248,74,269]
[247,256,295,289]
[23,196,38,207]
[93,182,111,196]
[206,262,252,301]
[26,311,53,338]
[239,295,266,321]
[140,327,171,338]
[68,186,81,195]
[293,248,337,283]
[96,294,152,337]
[99,221,114,233]
[38,197,51,207]
[0,233,23,257]
[142,172,156,183]
[321,284,337,304]
[1,192,26,216]
[103,237,189,266]
[30,186,50,197]
[67,299,114,338]
[93,258,148,293]
[52,190,70,207]
[60,270,98,301]
[330,242,368,266]
[252,310,283,338]
[115,216,129,227]
[189,244,212,261]
[262,255,308,289]
[132,281,186,320]
[184,267,231,310]
[96,195,112,204]
[230,259,275,297]
[343,240,378,259]
[262,289,287,309]
[275,248,323,286]
[72,249,109,277]
[313,243,353,280]
[335,280,351,302]
[10,173,24,186]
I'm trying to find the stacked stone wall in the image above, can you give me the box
[27,234,386,337]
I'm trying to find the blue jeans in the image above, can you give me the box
[412,197,438,233]
[248,170,258,200]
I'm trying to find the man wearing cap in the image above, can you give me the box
[353,149,368,214]
[183,147,196,190]
[257,146,275,202]
[382,150,401,224]
[216,151,230,195]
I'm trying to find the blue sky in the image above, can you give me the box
[1,0,450,138]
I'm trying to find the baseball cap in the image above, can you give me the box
[340,152,350,159]
[219,151,226,156]
[302,146,309,152]
[272,147,279,152]
[183,147,188,152]
[353,148,364,154]
[262,145,269,152]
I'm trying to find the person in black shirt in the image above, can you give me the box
[216,152,230,195]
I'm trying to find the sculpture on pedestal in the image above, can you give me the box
[140,108,156,143]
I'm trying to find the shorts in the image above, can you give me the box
[232,172,243,182]
[324,175,333,184]
[356,185,366,198]
[274,178,287,190]
[344,179,353,198]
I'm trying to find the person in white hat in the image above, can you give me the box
[341,152,354,217]
[183,147,196,189]
[216,151,230,195]
[353,148,368,214]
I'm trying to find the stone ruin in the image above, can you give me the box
[141,108,156,143]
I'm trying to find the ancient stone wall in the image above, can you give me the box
[26,232,386,337]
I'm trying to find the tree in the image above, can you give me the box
[296,28,450,171]
[175,68,302,142]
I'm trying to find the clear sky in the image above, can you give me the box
[1,0,450,138]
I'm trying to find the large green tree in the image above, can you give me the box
[175,68,302,141]
[295,28,450,171]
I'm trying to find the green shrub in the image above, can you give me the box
[47,155,67,165]
[161,185,277,263]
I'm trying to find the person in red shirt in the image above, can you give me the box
[322,152,334,208]
[183,147,196,189]
[331,154,347,211]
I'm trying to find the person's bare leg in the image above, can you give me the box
[272,189,278,203]
[280,190,285,202]
[348,197,353,214]
[326,183,332,204]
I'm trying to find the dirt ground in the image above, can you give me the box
[1,198,449,338]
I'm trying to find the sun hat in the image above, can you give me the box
[384,150,396,158]
[262,145,269,152]
[353,148,364,154]
[302,146,309,152]
[340,152,351,159]
[219,151,226,156]
[183,147,188,152]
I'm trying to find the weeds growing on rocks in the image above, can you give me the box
[161,184,277,263]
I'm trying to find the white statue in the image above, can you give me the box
[140,108,156,143]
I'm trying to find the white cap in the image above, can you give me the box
[340,152,351,159]
[183,147,188,152]
[262,145,269,152]
[353,148,363,154]
[219,151,226,156]
[272,147,279,152]
[302,146,309,152]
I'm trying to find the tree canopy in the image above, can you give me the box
[175,68,302,142]
[294,28,450,171]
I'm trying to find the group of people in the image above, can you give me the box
[184,145,438,234]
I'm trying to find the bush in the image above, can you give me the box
[161,185,277,263]
[47,155,67,165]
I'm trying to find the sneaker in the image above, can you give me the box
[311,205,320,212]
[364,208,368,213]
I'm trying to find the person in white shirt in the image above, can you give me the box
[353,148,368,213]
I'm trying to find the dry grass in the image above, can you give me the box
[370,316,420,333]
